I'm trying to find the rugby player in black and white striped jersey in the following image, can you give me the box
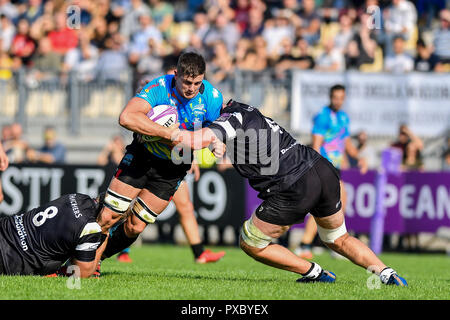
[0,193,106,278]
[172,100,407,285]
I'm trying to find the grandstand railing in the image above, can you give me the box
[0,67,134,135]
[0,67,292,136]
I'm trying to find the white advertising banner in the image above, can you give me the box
[291,71,450,137]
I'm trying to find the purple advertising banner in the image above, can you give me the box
[246,170,450,233]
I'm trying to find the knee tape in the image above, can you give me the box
[104,189,132,215]
[240,217,272,248]
[132,197,158,224]
[316,221,347,244]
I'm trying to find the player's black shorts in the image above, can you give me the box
[115,141,191,201]
[255,157,342,225]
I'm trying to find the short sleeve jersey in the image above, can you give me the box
[135,74,223,160]
[312,106,350,169]
[0,194,102,276]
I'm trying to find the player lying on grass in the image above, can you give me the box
[172,99,408,286]
[0,193,106,278]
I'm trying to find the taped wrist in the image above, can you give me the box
[301,262,323,279]
[102,222,138,259]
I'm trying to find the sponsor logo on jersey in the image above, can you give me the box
[280,142,298,155]
[69,194,82,218]
[14,214,28,251]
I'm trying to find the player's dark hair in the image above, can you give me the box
[176,52,206,78]
[329,84,346,97]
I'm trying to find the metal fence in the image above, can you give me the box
[0,68,134,135]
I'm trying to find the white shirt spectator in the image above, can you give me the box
[262,18,295,57]
[65,45,99,81]
[385,53,414,73]
[129,25,162,55]
[384,0,417,39]
[120,1,152,40]
[0,0,18,20]
[0,15,15,51]
[315,39,345,71]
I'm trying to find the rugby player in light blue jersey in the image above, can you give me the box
[295,84,368,260]
[94,52,223,268]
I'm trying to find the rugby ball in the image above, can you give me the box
[141,105,178,142]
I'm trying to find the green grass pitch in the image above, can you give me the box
[0,244,449,300]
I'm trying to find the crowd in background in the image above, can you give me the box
[0,0,449,88]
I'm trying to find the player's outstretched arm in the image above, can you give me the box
[119,97,177,141]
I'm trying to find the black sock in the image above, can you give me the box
[191,243,204,259]
[102,223,138,259]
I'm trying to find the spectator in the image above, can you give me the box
[275,37,315,78]
[345,13,377,70]
[90,17,109,51]
[96,33,128,82]
[391,124,424,171]
[149,0,174,37]
[433,9,450,66]
[204,12,240,54]
[271,0,302,29]
[2,122,31,164]
[1,123,11,144]
[415,0,446,30]
[234,37,251,67]
[17,0,44,25]
[414,38,440,72]
[192,10,211,45]
[334,13,355,53]
[0,14,15,52]
[262,13,295,59]
[296,0,321,46]
[384,35,414,73]
[348,130,377,170]
[10,18,36,67]
[382,0,417,56]
[0,50,13,81]
[233,0,251,34]
[119,0,152,40]
[27,126,66,164]
[0,0,18,21]
[136,38,163,78]
[315,38,345,71]
[62,32,99,82]
[207,40,234,85]
[97,134,126,166]
[48,11,79,55]
[31,37,63,83]
[242,7,265,39]
[128,13,163,65]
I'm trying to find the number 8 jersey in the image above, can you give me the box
[0,193,102,276]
